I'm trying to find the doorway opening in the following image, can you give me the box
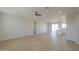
[51,24,59,38]
[52,24,59,32]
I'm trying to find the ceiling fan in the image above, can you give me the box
[34,7,51,16]
[34,11,42,16]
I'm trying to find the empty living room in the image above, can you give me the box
[0,7,79,51]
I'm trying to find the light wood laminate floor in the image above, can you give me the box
[0,32,79,51]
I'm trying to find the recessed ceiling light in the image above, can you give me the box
[12,11,16,14]
[58,11,62,14]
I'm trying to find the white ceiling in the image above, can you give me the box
[0,7,78,16]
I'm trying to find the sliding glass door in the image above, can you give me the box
[52,24,59,32]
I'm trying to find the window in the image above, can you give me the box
[52,24,59,32]
[62,24,66,28]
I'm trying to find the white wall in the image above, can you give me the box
[75,14,79,44]
[0,14,48,40]
[0,14,34,40]
[36,18,47,34]
[0,14,4,39]
[66,13,79,43]
[0,15,2,38]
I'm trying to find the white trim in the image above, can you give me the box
[0,34,33,41]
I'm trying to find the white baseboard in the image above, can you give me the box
[0,34,33,41]
[64,36,79,45]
